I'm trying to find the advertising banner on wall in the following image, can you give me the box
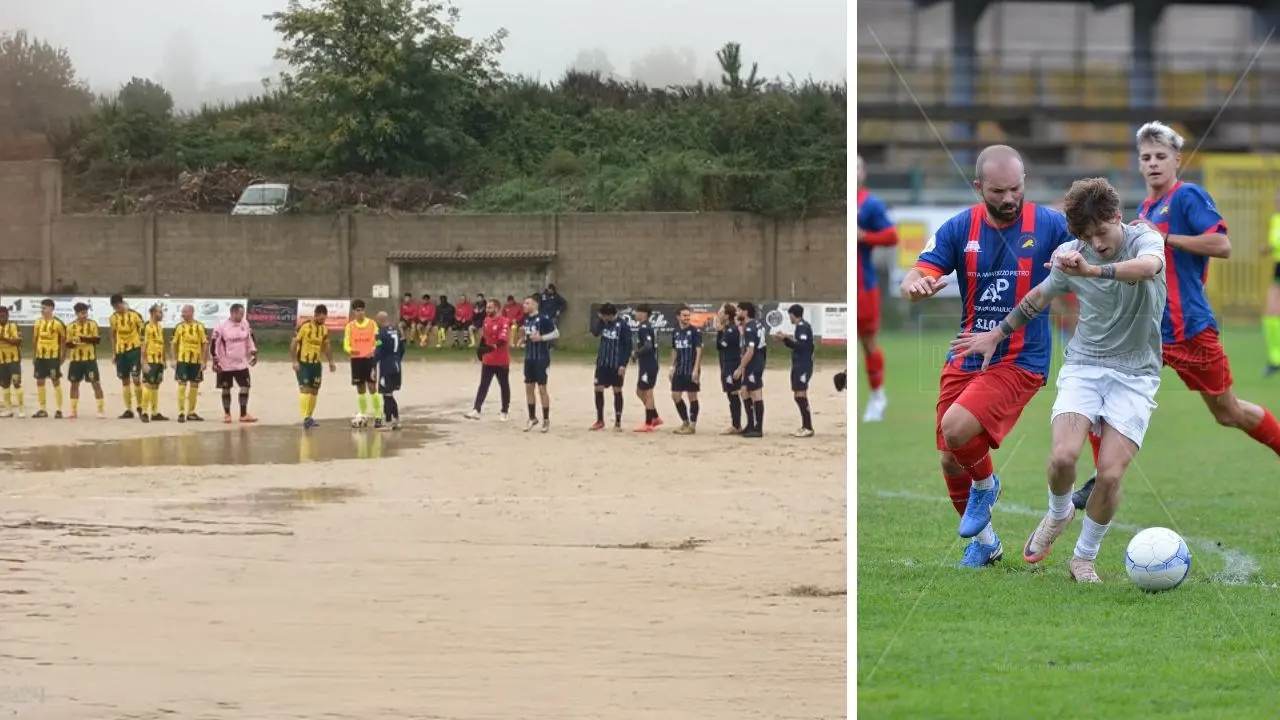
[818,304,848,345]
[885,205,971,299]
[131,297,247,329]
[1,296,249,328]
[297,299,351,330]
[1,295,108,325]
[246,299,299,329]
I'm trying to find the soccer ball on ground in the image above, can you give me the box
[1124,527,1192,592]
[350,413,369,429]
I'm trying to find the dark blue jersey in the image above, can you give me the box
[784,320,814,368]
[593,318,632,369]
[743,319,767,369]
[716,325,741,374]
[374,325,406,376]
[671,326,703,377]
[523,313,556,364]
[635,321,659,369]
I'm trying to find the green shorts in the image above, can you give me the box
[175,362,203,383]
[0,361,21,386]
[68,360,100,384]
[143,362,166,386]
[115,348,142,379]
[295,361,323,389]
[33,357,61,381]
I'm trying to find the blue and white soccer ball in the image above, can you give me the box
[1124,527,1192,592]
[350,413,369,429]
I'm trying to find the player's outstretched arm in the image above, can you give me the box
[899,267,948,302]
[1164,229,1230,259]
[950,280,1061,369]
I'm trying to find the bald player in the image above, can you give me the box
[899,145,1074,568]
[856,155,899,422]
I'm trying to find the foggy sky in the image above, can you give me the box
[4,0,848,107]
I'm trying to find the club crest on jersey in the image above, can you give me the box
[964,240,981,253]
[1019,234,1036,249]
[1159,205,1170,215]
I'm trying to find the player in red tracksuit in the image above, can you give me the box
[465,299,512,421]
[899,145,1074,568]
[856,155,899,422]
[398,293,419,344]
[1072,121,1280,509]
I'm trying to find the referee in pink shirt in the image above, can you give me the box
[211,303,259,423]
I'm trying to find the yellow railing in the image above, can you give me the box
[1200,154,1279,320]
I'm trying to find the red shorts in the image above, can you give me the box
[857,286,880,338]
[1163,327,1233,396]
[935,362,1044,451]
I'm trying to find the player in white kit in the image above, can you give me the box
[950,177,1167,583]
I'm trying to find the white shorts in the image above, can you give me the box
[1050,364,1160,448]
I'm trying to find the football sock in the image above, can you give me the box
[221,390,233,415]
[951,434,995,484]
[1049,489,1073,520]
[189,386,201,413]
[239,391,249,417]
[795,397,811,429]
[134,385,144,410]
[1265,316,1280,365]
[1074,515,1111,561]
[299,393,309,419]
[14,387,23,410]
[96,397,105,414]
[675,400,689,422]
[727,393,742,429]
[744,397,756,430]
[150,388,159,414]
[944,473,970,515]
[1,387,9,409]
[122,387,133,411]
[865,347,885,390]
[527,403,536,421]
[384,394,399,420]
[594,390,605,423]
[613,392,623,423]
[70,397,79,414]
[542,405,550,421]
[754,400,764,430]
[976,523,997,546]
[689,400,699,424]
[139,387,150,414]
[177,385,188,414]
[1088,433,1102,467]
[357,393,369,415]
[308,393,319,416]
[37,385,47,410]
[1246,409,1280,457]
[371,393,383,418]
[52,385,61,410]
[645,408,657,424]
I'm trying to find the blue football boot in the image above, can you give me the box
[957,475,1001,538]
[957,534,1003,568]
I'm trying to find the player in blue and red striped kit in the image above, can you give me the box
[1072,121,1280,509]
[857,155,899,422]
[899,145,1074,568]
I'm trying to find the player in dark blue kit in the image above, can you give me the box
[590,303,632,431]
[632,304,663,432]
[734,302,767,438]
[715,303,744,434]
[899,144,1073,568]
[518,295,558,433]
[669,307,704,435]
[773,304,815,437]
[373,311,405,430]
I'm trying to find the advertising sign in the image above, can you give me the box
[132,297,246,329]
[246,299,299,328]
[886,205,971,299]
[297,299,351,330]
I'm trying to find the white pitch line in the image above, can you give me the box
[875,489,1272,588]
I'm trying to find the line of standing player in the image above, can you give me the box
[899,128,1280,577]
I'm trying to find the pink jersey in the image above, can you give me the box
[213,319,257,371]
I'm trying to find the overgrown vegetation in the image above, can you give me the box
[1,0,846,217]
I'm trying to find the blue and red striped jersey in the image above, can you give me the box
[857,189,895,292]
[1136,181,1227,344]
[915,203,1073,377]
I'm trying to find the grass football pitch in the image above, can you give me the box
[857,326,1280,719]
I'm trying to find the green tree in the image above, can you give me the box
[0,30,93,135]
[266,0,507,176]
[716,42,763,95]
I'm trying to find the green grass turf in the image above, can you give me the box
[856,325,1280,720]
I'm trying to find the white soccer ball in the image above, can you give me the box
[350,413,368,429]
[1124,527,1192,592]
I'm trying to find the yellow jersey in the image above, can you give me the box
[294,322,329,364]
[143,321,167,365]
[172,321,208,365]
[0,321,20,364]
[33,317,65,360]
[66,320,100,362]
[1270,214,1280,264]
[109,309,144,354]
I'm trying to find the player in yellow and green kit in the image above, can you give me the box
[66,302,106,419]
[1266,190,1280,377]
[141,304,171,423]
[108,293,146,419]
[291,304,336,429]
[0,305,23,418]
[32,298,66,419]
[172,304,209,423]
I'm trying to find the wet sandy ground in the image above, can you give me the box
[0,358,848,720]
